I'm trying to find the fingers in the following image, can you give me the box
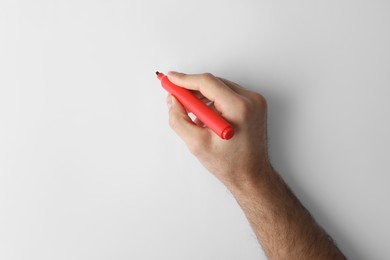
[191,90,211,104]
[217,77,252,98]
[217,77,267,108]
[167,95,210,153]
[193,117,205,127]
[167,72,242,117]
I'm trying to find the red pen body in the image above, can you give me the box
[156,72,234,140]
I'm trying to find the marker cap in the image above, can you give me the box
[221,126,234,140]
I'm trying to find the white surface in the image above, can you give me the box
[1,1,389,259]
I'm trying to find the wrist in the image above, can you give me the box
[226,162,276,198]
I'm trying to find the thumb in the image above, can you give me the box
[167,95,209,152]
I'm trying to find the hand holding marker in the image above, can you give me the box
[155,71,348,259]
[156,71,235,140]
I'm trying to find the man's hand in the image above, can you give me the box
[166,71,270,191]
[166,71,346,259]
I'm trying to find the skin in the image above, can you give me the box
[165,71,346,260]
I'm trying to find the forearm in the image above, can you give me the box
[229,166,346,260]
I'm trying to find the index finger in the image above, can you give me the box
[167,72,242,116]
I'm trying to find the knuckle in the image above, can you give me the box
[201,72,215,82]
[236,98,252,121]
[187,141,202,156]
[251,93,267,109]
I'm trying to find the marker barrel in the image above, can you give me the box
[157,72,234,140]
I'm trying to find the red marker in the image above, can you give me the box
[156,71,234,140]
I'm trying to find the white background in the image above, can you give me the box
[1,0,389,259]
